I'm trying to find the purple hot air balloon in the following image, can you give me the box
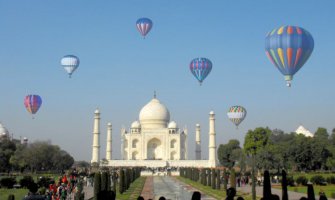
[24,95,42,118]
[136,18,153,38]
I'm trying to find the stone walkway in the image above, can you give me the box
[140,176,154,199]
[83,185,94,200]
[140,176,216,200]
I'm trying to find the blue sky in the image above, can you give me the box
[0,1,334,161]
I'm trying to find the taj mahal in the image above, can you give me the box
[90,94,218,168]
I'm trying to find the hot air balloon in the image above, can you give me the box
[189,58,212,85]
[61,55,80,78]
[136,18,153,38]
[265,25,314,87]
[227,106,246,128]
[24,95,42,118]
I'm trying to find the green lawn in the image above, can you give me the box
[1,173,61,182]
[273,185,335,198]
[115,176,146,200]
[0,188,29,200]
[177,177,261,200]
[291,172,335,180]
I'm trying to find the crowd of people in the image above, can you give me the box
[23,170,80,200]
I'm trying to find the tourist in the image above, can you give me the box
[191,191,201,200]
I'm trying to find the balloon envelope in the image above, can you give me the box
[61,55,80,78]
[227,106,247,127]
[136,18,153,37]
[265,25,314,87]
[24,95,42,115]
[189,58,212,85]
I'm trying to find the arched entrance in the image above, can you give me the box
[147,138,162,160]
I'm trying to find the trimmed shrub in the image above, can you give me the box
[119,169,125,194]
[230,168,236,189]
[38,187,46,195]
[281,170,288,200]
[7,194,15,200]
[216,169,221,190]
[20,176,35,188]
[101,172,108,191]
[211,169,216,189]
[207,169,211,187]
[310,175,326,185]
[296,176,308,186]
[37,176,54,188]
[107,172,111,191]
[27,182,38,194]
[0,177,16,188]
[94,172,101,200]
[263,170,272,199]
[286,176,295,186]
[223,168,228,190]
[201,168,206,185]
[326,176,335,184]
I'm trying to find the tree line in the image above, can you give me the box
[0,138,74,172]
[218,127,335,172]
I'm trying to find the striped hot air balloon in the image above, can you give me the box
[136,18,153,38]
[227,106,247,128]
[189,58,213,85]
[265,25,314,87]
[61,55,80,78]
[24,95,42,118]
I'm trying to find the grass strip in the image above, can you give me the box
[115,176,146,200]
[0,188,29,200]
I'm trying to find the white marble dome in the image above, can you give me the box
[0,123,9,136]
[131,121,141,129]
[139,98,170,129]
[168,121,178,129]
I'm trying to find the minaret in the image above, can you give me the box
[91,109,101,164]
[106,122,112,160]
[208,111,217,167]
[195,124,201,160]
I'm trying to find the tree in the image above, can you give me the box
[244,127,271,155]
[244,127,271,200]
[314,127,329,140]
[0,138,16,172]
[287,135,314,171]
[53,150,74,171]
[9,145,28,172]
[12,141,75,172]
[218,139,241,168]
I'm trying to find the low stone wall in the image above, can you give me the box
[105,159,214,168]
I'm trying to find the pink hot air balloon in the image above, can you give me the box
[24,95,42,118]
